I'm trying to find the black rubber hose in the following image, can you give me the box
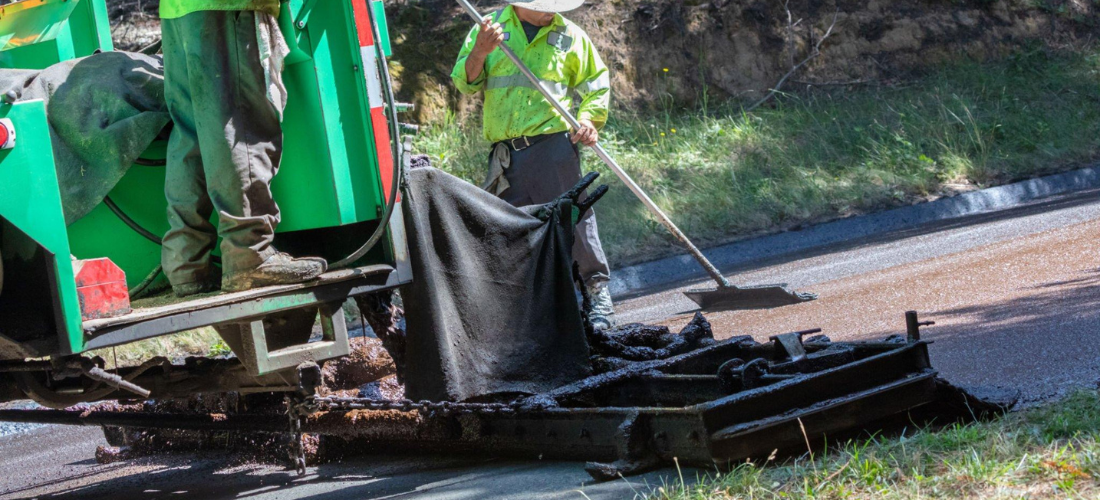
[103,195,162,245]
[102,196,168,295]
[133,157,167,167]
[329,6,403,269]
[103,195,222,296]
[129,264,164,299]
[104,189,222,267]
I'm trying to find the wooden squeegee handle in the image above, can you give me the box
[456,0,732,288]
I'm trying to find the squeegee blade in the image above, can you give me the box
[684,284,817,312]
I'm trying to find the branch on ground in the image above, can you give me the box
[745,6,840,112]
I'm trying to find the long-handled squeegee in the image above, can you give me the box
[456,0,816,311]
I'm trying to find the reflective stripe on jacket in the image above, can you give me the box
[159,0,280,20]
[451,6,611,144]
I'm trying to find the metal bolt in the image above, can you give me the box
[297,21,306,29]
[905,311,935,342]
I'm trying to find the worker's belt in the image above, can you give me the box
[495,132,563,152]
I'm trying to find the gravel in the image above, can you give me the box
[0,402,43,439]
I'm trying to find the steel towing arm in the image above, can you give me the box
[0,313,1011,481]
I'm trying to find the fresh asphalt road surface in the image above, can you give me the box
[4,188,1100,499]
[620,187,1100,404]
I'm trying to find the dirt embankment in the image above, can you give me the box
[387,0,1098,122]
[102,0,1098,123]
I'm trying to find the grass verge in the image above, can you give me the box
[89,327,230,368]
[644,391,1100,500]
[415,46,1100,267]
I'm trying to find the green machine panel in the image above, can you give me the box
[1,0,399,356]
[275,0,391,231]
[67,143,169,289]
[63,0,399,287]
[0,99,83,355]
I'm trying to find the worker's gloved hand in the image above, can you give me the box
[472,16,505,57]
[533,172,609,224]
[571,119,599,147]
[575,185,608,221]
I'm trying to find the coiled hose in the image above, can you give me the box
[329,4,404,269]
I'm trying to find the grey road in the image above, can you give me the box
[0,424,689,499]
[3,187,1100,499]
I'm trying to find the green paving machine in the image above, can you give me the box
[0,1,1006,479]
[0,0,413,406]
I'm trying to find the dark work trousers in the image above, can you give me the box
[495,132,611,287]
[160,11,283,288]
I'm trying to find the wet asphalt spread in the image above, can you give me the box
[3,187,1100,499]
[620,188,1100,405]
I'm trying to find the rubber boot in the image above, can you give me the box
[173,275,220,298]
[586,282,617,331]
[222,251,328,293]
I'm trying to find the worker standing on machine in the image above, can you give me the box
[451,0,616,329]
[159,1,328,297]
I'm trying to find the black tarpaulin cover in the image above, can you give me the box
[400,167,592,402]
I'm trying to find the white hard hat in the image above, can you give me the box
[507,0,585,13]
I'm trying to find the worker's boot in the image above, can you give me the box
[170,265,222,298]
[222,252,328,293]
[585,282,617,331]
[173,276,220,298]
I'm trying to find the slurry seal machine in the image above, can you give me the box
[0,0,1005,480]
[0,0,411,402]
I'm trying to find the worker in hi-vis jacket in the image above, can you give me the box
[451,0,617,329]
[159,0,328,297]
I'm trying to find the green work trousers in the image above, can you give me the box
[160,11,282,287]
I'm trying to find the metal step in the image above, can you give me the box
[81,264,399,351]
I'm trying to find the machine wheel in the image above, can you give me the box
[13,371,117,409]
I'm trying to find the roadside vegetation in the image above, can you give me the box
[416,46,1100,267]
[91,327,229,368]
[642,391,1100,500]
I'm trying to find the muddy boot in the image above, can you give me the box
[171,266,222,298]
[222,252,328,293]
[586,283,617,331]
[172,277,220,298]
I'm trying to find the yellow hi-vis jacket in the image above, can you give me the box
[451,6,611,144]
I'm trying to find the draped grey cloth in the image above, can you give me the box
[0,51,170,224]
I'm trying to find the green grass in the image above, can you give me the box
[642,391,1100,500]
[89,327,230,368]
[415,46,1100,267]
